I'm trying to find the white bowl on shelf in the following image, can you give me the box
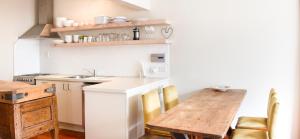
[63,20,74,27]
[112,16,129,23]
[53,39,64,45]
[95,16,111,25]
[114,16,128,20]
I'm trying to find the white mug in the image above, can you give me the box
[88,36,93,42]
[63,20,74,27]
[65,35,73,43]
[73,35,80,43]
[83,36,88,43]
[55,17,67,28]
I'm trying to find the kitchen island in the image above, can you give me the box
[36,75,169,139]
[83,77,169,139]
[0,81,58,139]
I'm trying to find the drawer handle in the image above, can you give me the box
[45,84,56,94]
[63,84,66,91]
[67,84,70,91]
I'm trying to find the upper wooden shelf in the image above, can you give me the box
[51,19,169,33]
[53,39,171,47]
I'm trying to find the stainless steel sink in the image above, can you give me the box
[68,75,93,79]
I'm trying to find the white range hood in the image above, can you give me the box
[113,0,150,10]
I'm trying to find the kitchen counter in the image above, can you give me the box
[35,74,169,139]
[83,77,169,139]
[36,74,114,83]
[36,74,169,94]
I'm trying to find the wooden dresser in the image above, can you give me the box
[0,81,59,139]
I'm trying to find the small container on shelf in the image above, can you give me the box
[133,27,140,40]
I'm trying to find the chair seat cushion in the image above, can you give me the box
[232,129,268,139]
[236,117,268,130]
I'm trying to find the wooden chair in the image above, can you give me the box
[231,97,279,139]
[142,89,172,138]
[235,89,277,131]
[163,85,179,111]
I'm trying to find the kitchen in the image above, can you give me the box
[0,0,299,139]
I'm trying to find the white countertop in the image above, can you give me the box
[35,74,169,93]
[36,74,114,83]
[83,77,169,93]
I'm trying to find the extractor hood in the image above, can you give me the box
[20,0,59,39]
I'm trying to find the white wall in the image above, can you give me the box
[0,0,35,80]
[151,0,299,139]
[53,0,148,21]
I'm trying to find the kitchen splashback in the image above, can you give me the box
[39,39,170,77]
[14,39,40,75]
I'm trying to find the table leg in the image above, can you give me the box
[171,133,221,139]
[227,127,233,137]
[171,133,189,139]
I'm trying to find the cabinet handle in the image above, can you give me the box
[62,84,64,91]
[68,84,70,91]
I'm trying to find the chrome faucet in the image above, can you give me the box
[84,69,96,77]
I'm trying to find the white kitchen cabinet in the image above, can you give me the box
[58,82,84,125]
[112,0,150,10]
[36,80,84,128]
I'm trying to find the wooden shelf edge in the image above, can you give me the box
[51,19,170,33]
[53,39,171,47]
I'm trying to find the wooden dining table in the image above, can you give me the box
[147,88,246,139]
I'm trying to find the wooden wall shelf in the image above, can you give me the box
[51,19,169,33]
[54,39,170,47]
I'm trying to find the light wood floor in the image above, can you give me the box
[31,130,229,139]
[31,130,167,139]
[31,130,168,139]
[30,129,84,139]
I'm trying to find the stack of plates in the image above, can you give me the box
[112,16,129,23]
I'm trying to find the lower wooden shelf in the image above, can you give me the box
[54,39,170,47]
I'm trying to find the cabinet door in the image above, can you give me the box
[64,82,84,125]
[36,80,83,126]
[56,82,69,124]
[36,80,66,123]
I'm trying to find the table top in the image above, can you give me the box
[0,81,56,104]
[147,88,246,138]
[0,81,32,93]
